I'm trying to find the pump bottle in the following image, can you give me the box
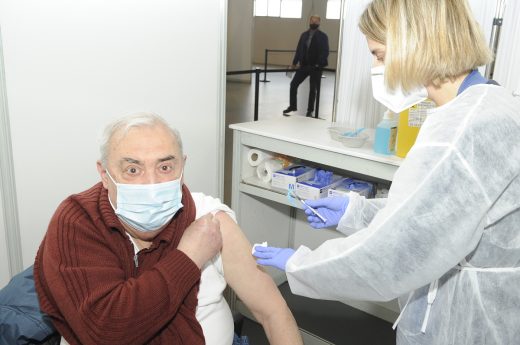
[373,110,398,155]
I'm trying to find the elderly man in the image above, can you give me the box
[33,112,302,344]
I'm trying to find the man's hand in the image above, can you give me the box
[177,214,222,268]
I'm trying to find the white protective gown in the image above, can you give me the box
[286,84,520,345]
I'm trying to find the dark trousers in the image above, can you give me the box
[289,65,322,111]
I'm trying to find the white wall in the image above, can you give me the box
[227,0,253,82]
[493,0,520,94]
[0,0,227,269]
[253,0,340,68]
[334,0,380,127]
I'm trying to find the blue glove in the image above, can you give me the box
[253,246,295,271]
[304,196,349,229]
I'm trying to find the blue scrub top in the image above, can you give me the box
[457,69,488,95]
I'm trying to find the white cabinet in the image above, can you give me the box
[229,116,402,343]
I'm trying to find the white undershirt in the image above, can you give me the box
[126,192,235,345]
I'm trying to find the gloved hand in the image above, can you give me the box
[253,246,295,271]
[304,196,349,229]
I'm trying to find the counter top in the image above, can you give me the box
[229,117,402,167]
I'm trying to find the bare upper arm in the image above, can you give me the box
[214,211,289,322]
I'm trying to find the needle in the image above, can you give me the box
[288,190,327,223]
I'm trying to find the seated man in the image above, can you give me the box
[33,112,302,344]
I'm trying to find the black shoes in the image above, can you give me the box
[283,106,297,116]
[282,107,313,117]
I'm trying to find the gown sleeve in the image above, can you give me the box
[337,193,388,236]
[286,142,490,302]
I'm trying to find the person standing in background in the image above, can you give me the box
[283,15,329,117]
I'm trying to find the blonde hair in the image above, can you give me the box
[359,0,492,91]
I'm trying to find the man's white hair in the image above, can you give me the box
[99,112,183,167]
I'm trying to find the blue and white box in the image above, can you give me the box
[327,178,375,198]
[296,173,345,200]
[271,165,316,191]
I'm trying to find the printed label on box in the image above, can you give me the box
[296,174,345,200]
[327,178,374,198]
[271,165,316,191]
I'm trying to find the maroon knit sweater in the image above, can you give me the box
[33,182,204,345]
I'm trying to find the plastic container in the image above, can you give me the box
[396,100,436,157]
[373,110,397,155]
[327,126,350,140]
[337,132,368,148]
[328,126,369,148]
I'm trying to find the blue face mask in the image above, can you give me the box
[106,170,183,232]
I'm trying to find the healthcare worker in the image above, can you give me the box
[253,0,520,344]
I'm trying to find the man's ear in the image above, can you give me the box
[96,161,109,189]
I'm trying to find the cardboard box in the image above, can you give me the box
[327,178,375,198]
[296,173,345,200]
[271,165,316,191]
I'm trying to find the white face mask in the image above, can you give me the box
[371,65,428,113]
[106,170,183,232]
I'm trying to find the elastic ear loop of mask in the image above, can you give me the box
[105,169,117,185]
[104,169,118,210]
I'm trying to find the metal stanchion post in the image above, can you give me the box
[261,49,270,82]
[485,0,505,80]
[254,68,260,121]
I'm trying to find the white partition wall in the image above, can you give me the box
[0,0,227,273]
[0,28,22,288]
[0,196,11,288]
[493,0,520,93]
[333,0,381,128]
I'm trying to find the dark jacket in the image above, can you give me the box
[0,265,59,344]
[292,29,329,67]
